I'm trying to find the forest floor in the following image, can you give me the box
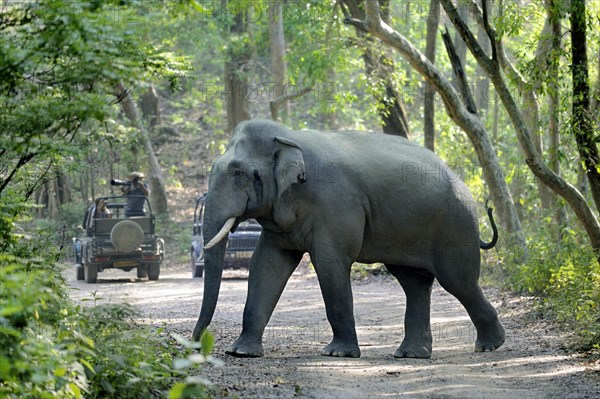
[66,261,600,398]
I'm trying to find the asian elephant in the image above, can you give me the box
[192,119,504,359]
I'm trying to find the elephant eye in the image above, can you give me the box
[233,170,242,177]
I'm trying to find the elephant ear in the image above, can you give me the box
[273,137,306,198]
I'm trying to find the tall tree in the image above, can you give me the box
[474,0,490,112]
[570,0,600,211]
[0,1,183,203]
[424,0,440,151]
[340,0,410,138]
[268,1,290,122]
[546,0,568,231]
[114,82,169,216]
[224,2,252,133]
[451,2,469,91]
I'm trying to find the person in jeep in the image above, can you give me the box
[122,172,150,217]
[93,198,111,219]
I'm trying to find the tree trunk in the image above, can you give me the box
[570,0,600,212]
[114,82,168,216]
[56,173,70,204]
[269,2,289,122]
[341,0,410,139]
[225,5,252,133]
[492,92,499,143]
[438,0,600,260]
[47,180,59,219]
[547,0,567,232]
[88,154,96,201]
[140,85,161,127]
[424,0,439,151]
[591,49,600,125]
[475,0,490,113]
[347,2,527,256]
[451,2,468,91]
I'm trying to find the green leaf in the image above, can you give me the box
[68,382,82,399]
[201,331,215,355]
[1,305,24,317]
[168,382,187,399]
[100,379,115,394]
[54,366,67,377]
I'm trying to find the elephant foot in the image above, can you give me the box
[394,341,432,359]
[225,336,264,358]
[321,339,361,358]
[474,323,505,353]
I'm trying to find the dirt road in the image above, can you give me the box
[67,266,599,398]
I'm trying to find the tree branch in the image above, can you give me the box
[0,153,37,195]
[24,158,54,200]
[269,85,313,121]
[439,0,496,72]
[439,0,600,257]
[441,26,478,114]
[481,0,497,62]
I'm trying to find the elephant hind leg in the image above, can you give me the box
[435,267,505,352]
[385,265,434,359]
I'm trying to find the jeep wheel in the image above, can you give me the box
[192,264,204,278]
[148,263,160,281]
[84,262,98,283]
[137,264,148,279]
[76,264,85,280]
[190,251,204,278]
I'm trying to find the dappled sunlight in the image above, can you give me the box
[292,349,589,399]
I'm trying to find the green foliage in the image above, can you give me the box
[0,0,188,199]
[168,333,223,399]
[351,262,387,280]
[78,303,190,399]
[1,191,212,397]
[500,226,600,351]
[0,250,87,398]
[0,250,215,398]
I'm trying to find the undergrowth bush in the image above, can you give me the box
[501,227,600,351]
[0,255,216,398]
[0,201,215,398]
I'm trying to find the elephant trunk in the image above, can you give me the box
[192,201,233,341]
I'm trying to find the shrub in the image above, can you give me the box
[501,227,600,351]
[0,255,215,398]
[0,256,88,398]
[0,200,213,398]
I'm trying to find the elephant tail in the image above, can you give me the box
[480,200,498,250]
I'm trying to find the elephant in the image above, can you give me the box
[192,119,505,359]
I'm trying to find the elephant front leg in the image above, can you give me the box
[312,248,361,358]
[226,240,302,358]
[386,265,435,359]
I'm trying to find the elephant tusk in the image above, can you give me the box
[204,217,236,250]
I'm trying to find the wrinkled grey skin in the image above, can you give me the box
[192,119,505,359]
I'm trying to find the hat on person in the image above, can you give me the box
[127,172,145,180]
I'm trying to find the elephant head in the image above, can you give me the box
[192,121,306,341]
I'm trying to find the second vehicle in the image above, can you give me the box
[191,194,261,278]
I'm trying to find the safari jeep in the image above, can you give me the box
[191,193,261,278]
[73,196,164,283]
